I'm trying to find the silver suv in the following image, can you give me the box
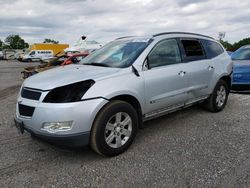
[15,32,233,156]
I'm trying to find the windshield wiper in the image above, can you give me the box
[84,62,110,67]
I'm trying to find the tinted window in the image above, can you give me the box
[231,48,250,60]
[148,39,181,68]
[202,40,224,58]
[181,39,204,60]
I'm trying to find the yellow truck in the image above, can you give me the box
[19,43,69,62]
[29,43,69,55]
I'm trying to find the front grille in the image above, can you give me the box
[21,88,41,100]
[18,104,35,117]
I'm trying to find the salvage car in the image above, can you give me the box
[21,52,89,79]
[231,45,250,90]
[15,32,232,156]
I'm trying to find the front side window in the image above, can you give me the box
[148,39,181,68]
[231,48,250,60]
[29,51,35,55]
[202,40,224,58]
[181,39,204,61]
[81,38,152,68]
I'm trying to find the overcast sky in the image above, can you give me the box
[0,0,249,45]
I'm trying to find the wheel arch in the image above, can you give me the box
[109,95,143,128]
[219,75,231,89]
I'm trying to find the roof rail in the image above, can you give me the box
[115,36,136,40]
[153,32,214,39]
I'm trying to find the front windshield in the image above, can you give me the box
[231,48,250,60]
[80,38,152,68]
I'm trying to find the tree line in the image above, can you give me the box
[0,35,59,50]
[220,38,250,51]
[0,34,249,52]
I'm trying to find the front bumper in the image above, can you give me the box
[15,96,108,147]
[14,117,90,147]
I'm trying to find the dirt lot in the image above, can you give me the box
[0,60,250,187]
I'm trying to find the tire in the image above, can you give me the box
[204,79,229,112]
[90,100,138,156]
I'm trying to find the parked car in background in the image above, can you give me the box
[21,52,88,79]
[0,51,3,60]
[231,45,250,90]
[15,32,232,156]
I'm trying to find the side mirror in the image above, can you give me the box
[142,57,150,71]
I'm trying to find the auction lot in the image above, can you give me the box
[0,60,250,187]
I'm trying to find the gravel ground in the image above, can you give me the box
[0,60,250,187]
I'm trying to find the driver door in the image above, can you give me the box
[143,38,189,114]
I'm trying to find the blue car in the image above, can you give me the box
[231,45,250,91]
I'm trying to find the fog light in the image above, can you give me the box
[42,121,73,133]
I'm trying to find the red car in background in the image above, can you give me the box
[21,52,89,79]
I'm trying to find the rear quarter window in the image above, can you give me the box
[180,39,205,61]
[202,40,224,59]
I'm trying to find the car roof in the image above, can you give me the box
[240,45,250,49]
[116,32,214,41]
[153,32,214,39]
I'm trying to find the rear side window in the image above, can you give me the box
[148,39,182,68]
[181,39,205,61]
[202,40,224,58]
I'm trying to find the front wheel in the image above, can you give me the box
[90,100,138,156]
[204,80,229,112]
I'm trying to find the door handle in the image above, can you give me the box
[208,65,214,71]
[178,71,186,77]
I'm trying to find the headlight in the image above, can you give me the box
[43,80,95,103]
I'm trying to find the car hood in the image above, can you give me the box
[233,60,250,73]
[23,64,121,90]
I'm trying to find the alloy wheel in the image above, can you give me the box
[104,112,132,148]
[216,85,226,107]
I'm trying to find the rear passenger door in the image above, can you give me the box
[143,39,189,114]
[178,38,214,103]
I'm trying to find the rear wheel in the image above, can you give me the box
[90,100,138,156]
[204,80,229,112]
